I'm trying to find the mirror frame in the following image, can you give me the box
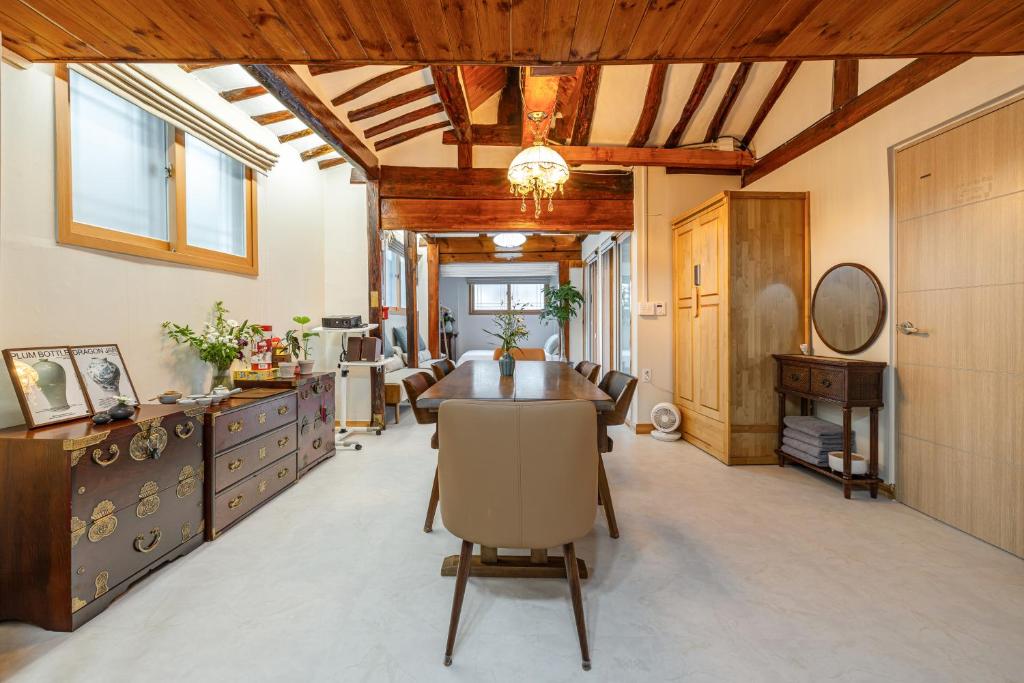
[811,262,887,355]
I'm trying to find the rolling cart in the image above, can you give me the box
[313,324,385,452]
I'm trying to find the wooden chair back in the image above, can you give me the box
[574,361,601,384]
[401,371,438,425]
[431,358,456,381]
[598,371,638,427]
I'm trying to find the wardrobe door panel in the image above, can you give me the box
[693,210,721,297]
[696,302,723,420]
[675,304,694,405]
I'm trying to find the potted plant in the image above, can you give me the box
[162,301,265,390]
[485,308,529,377]
[539,282,585,363]
[284,315,319,374]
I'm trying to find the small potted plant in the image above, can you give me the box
[162,301,265,390]
[485,308,529,377]
[284,315,319,374]
[539,282,585,363]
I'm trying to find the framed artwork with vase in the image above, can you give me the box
[69,344,139,412]
[2,346,92,428]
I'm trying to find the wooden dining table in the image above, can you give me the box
[418,360,613,580]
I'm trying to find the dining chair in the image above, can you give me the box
[401,371,441,533]
[431,358,456,381]
[439,399,597,670]
[574,360,601,384]
[594,370,638,539]
[491,347,546,361]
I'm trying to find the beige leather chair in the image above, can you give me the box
[491,347,546,361]
[430,358,455,381]
[594,370,638,539]
[401,371,441,533]
[439,399,598,670]
[574,360,601,384]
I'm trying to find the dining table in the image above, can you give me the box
[418,360,614,580]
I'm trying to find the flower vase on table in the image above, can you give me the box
[486,308,529,379]
[498,352,515,377]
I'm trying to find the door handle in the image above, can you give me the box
[897,321,926,335]
[693,263,701,287]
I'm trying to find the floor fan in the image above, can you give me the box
[650,402,682,442]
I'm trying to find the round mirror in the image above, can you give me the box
[812,263,886,354]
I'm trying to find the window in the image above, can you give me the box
[617,236,632,372]
[469,280,546,314]
[383,241,406,311]
[56,67,258,275]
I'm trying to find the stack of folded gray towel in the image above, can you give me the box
[781,415,852,466]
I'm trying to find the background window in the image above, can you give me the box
[470,281,546,314]
[383,245,406,310]
[185,134,247,256]
[510,283,545,310]
[617,236,632,372]
[70,71,170,240]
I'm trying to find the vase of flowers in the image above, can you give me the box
[162,301,265,391]
[539,282,585,363]
[284,315,319,374]
[485,308,529,377]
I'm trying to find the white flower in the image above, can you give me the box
[227,319,238,328]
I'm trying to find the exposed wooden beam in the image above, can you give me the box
[279,128,313,143]
[440,250,582,264]
[569,66,601,146]
[308,64,360,77]
[436,235,582,253]
[832,60,859,111]
[457,143,472,169]
[252,110,294,125]
[300,144,333,162]
[377,167,632,200]
[705,62,751,143]
[404,230,419,369]
[559,146,754,169]
[363,102,445,139]
[427,242,439,358]
[743,56,970,186]
[521,69,561,145]
[742,60,800,148]
[245,65,380,180]
[628,64,668,147]
[331,65,424,106]
[382,199,633,232]
[442,124,519,146]
[461,65,507,110]
[318,157,348,170]
[430,66,472,143]
[374,121,450,151]
[497,68,523,125]
[366,180,385,427]
[348,84,436,122]
[220,85,266,103]
[179,64,218,73]
[665,64,716,148]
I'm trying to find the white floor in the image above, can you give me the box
[2,416,1024,682]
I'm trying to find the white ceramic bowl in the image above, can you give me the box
[195,397,213,407]
[828,451,867,475]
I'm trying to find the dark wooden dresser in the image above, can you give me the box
[234,371,336,476]
[204,388,299,539]
[773,354,886,498]
[0,404,206,631]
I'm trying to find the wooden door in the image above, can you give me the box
[674,226,694,406]
[692,206,725,422]
[895,97,1024,558]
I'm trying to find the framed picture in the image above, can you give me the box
[69,344,139,413]
[3,347,92,428]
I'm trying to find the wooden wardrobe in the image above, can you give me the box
[673,191,809,465]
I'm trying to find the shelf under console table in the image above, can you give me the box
[772,354,887,499]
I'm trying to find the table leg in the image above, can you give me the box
[869,406,879,499]
[842,407,852,500]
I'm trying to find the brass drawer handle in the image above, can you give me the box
[277,467,289,479]
[228,420,243,433]
[133,528,162,553]
[312,437,323,450]
[228,495,244,509]
[175,421,195,439]
[92,444,120,467]
[820,378,832,388]
[259,446,267,460]
[277,436,290,448]
[277,405,289,416]
[228,458,243,471]
[312,381,323,395]
[258,412,267,424]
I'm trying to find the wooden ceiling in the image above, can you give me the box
[3,0,1023,65]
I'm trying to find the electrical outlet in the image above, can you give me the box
[641,368,652,383]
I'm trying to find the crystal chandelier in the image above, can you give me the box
[508,111,570,219]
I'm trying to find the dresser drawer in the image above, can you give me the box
[71,477,204,614]
[211,393,296,452]
[298,423,334,472]
[71,411,204,522]
[214,423,297,493]
[810,368,846,401]
[780,363,810,393]
[210,453,297,538]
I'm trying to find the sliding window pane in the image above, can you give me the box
[472,283,507,312]
[185,134,246,256]
[618,237,632,372]
[70,71,169,239]
[510,283,545,310]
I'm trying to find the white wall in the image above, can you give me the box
[439,276,559,356]
[0,63,358,429]
[746,56,1024,481]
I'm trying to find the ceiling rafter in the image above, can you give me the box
[348,84,437,122]
[252,110,295,125]
[704,62,751,143]
[664,63,716,149]
[319,157,348,170]
[331,65,425,106]
[279,128,313,143]
[430,66,472,143]
[375,121,451,151]
[363,102,446,139]
[628,64,669,147]
[742,60,800,148]
[220,85,267,103]
[832,59,859,110]
[569,66,601,146]
[300,144,333,162]
[308,64,360,76]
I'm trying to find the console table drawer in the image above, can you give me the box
[780,363,810,392]
[210,393,296,452]
[810,367,845,400]
[214,423,297,493]
[210,452,297,538]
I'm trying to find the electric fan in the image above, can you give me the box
[650,402,682,442]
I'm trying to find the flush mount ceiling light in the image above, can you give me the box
[508,111,570,219]
[493,232,527,248]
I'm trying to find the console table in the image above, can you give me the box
[772,354,886,499]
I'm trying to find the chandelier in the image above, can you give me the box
[508,111,570,219]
